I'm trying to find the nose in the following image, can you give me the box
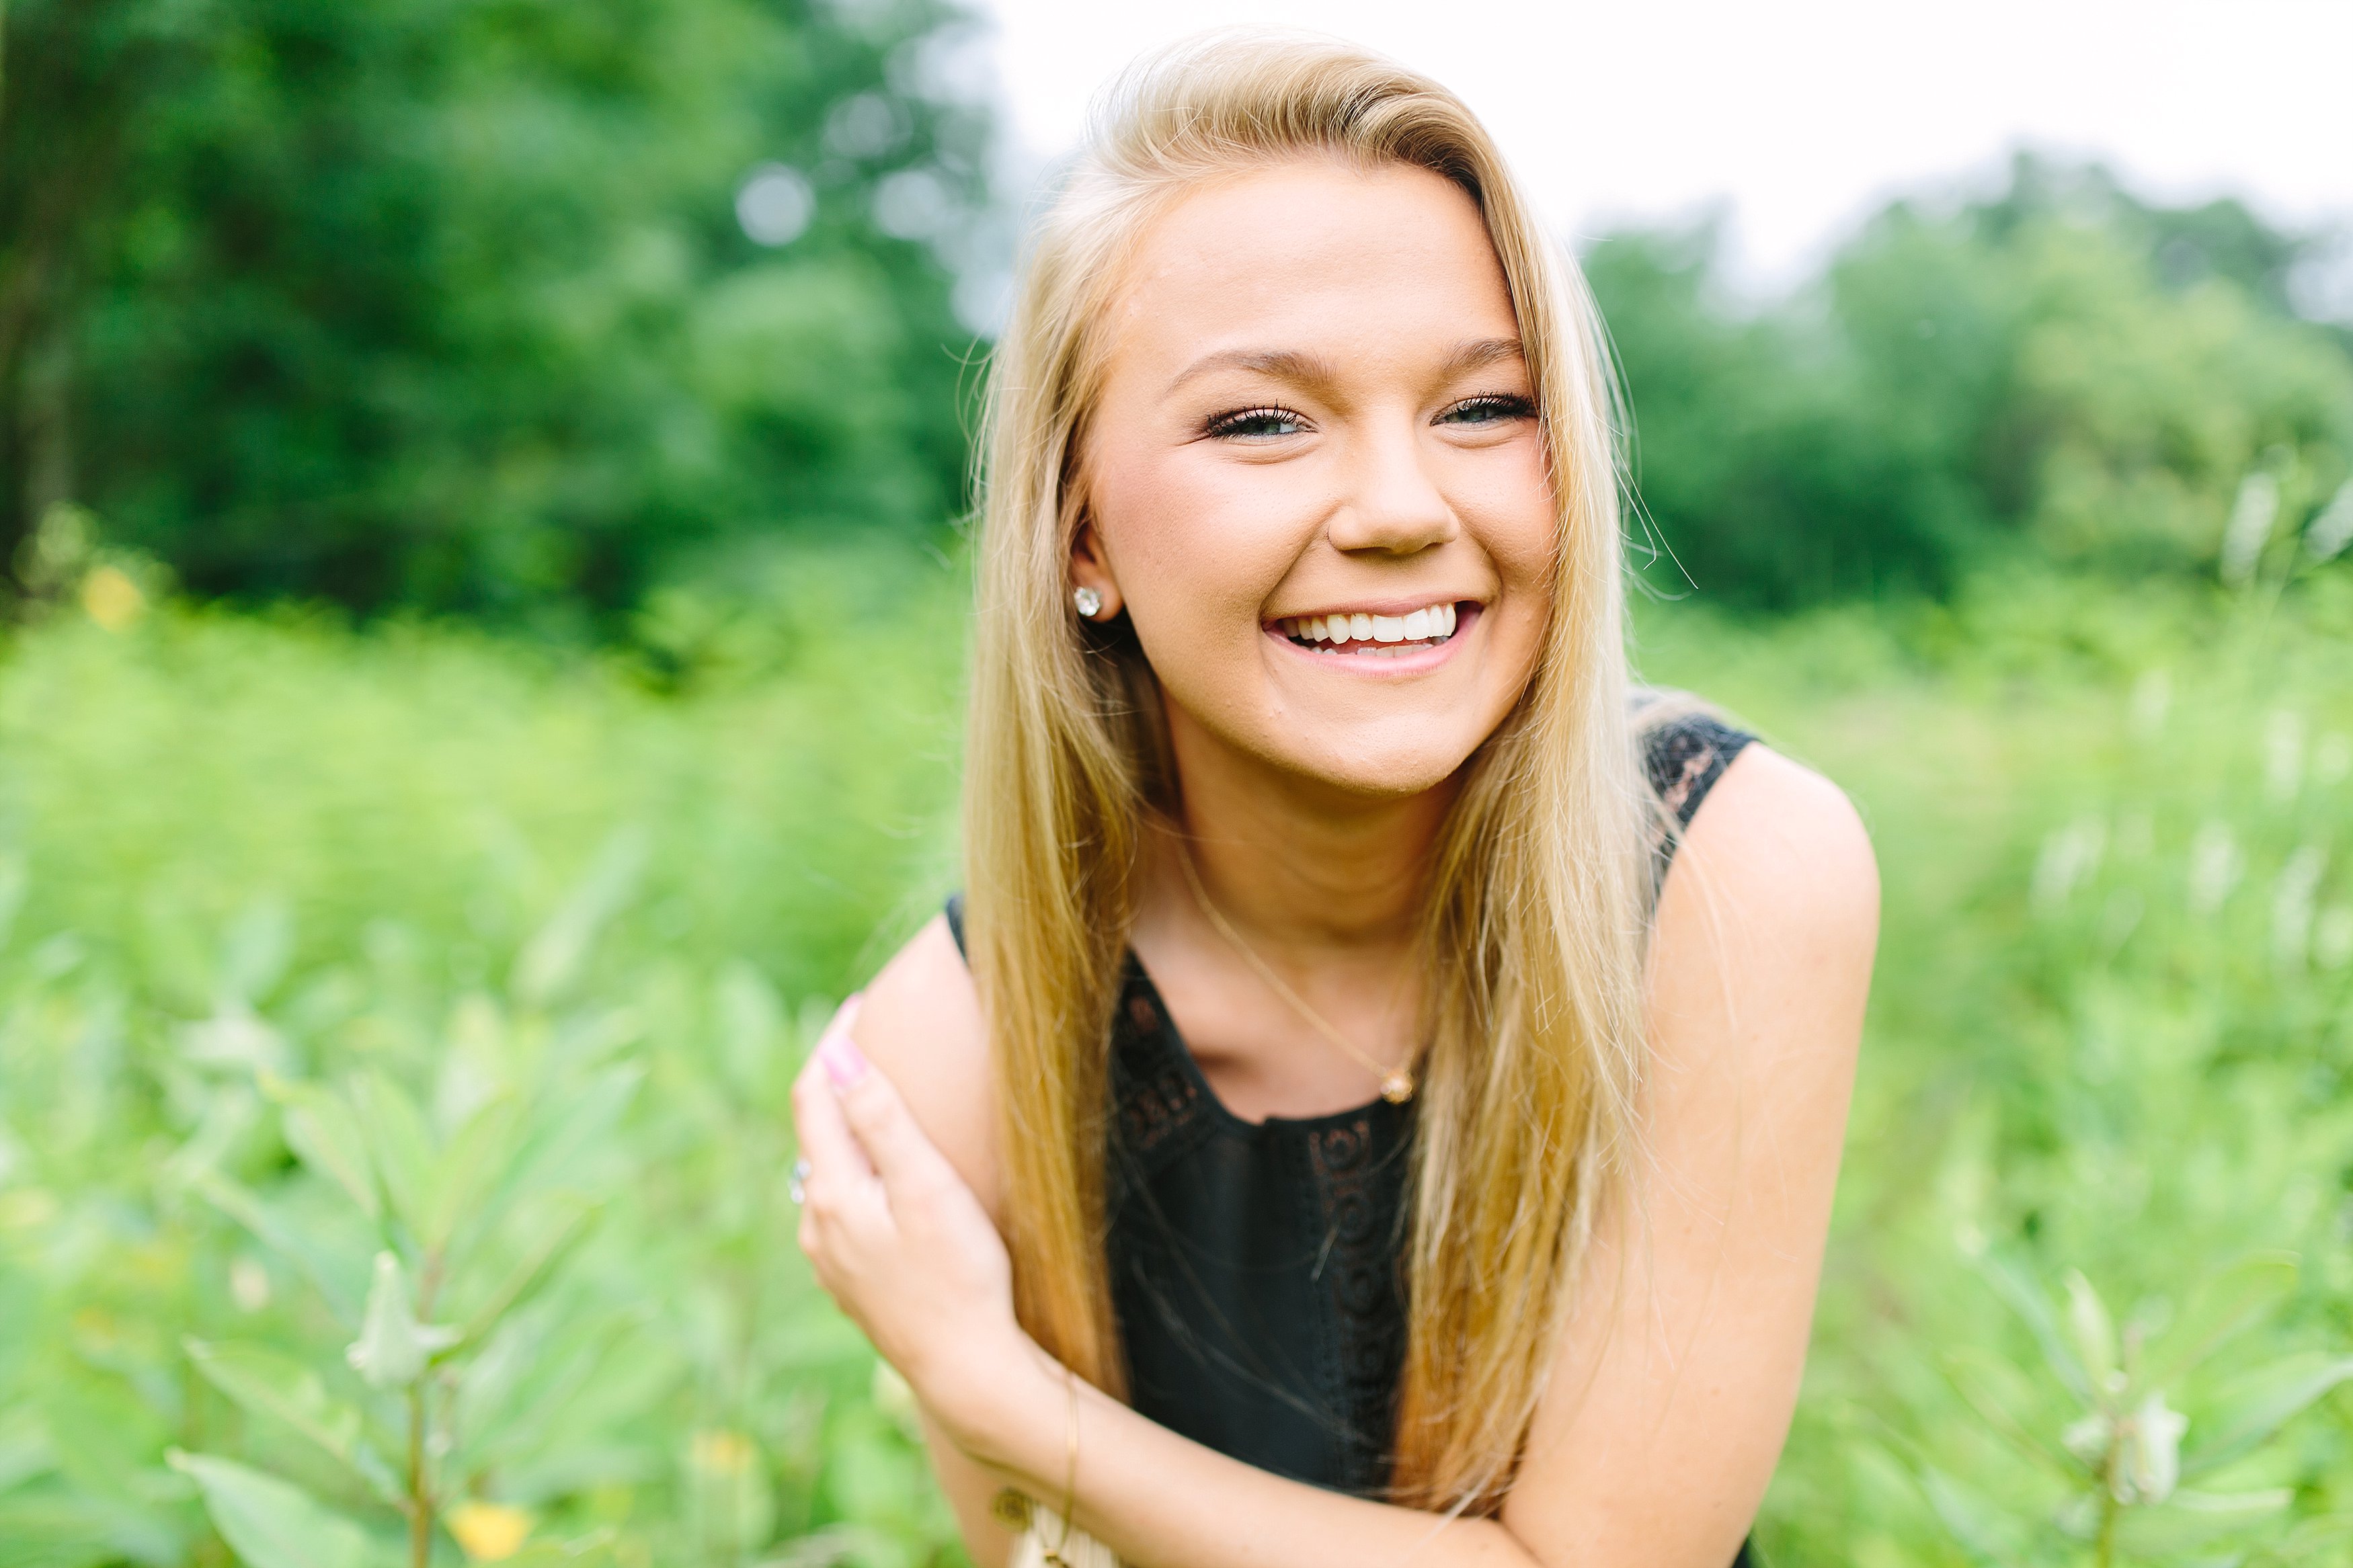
[1324,416,1458,556]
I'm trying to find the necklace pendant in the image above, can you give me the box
[1380,1069,1414,1104]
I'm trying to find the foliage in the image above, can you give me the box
[1591,157,2353,610]
[1,0,994,625]
[0,542,2349,1562]
[0,542,967,1565]
[1638,563,2353,1562]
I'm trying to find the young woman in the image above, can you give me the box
[789,32,1877,1568]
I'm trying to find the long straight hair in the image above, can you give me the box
[961,30,1650,1515]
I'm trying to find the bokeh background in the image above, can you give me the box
[5,2,2353,1565]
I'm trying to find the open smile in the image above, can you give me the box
[1264,600,1475,661]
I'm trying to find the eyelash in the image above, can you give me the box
[1202,393,1536,440]
[1441,393,1536,425]
[1205,405,1306,440]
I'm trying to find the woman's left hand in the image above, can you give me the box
[790,995,1036,1442]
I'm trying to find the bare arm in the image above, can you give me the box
[794,745,1876,1568]
[1501,743,1877,1561]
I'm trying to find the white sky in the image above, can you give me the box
[970,0,2353,294]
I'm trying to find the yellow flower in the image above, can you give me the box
[81,567,146,631]
[446,1501,534,1562]
[689,1428,755,1475]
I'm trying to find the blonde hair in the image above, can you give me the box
[962,30,1648,1515]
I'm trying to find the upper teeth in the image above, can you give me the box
[1278,603,1459,646]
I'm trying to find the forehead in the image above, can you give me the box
[1101,157,1519,385]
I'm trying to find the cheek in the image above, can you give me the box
[1464,457,1558,688]
[1461,446,1557,579]
[1090,447,1309,639]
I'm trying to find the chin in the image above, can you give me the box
[1286,739,1477,800]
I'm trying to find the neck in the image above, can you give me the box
[1150,699,1456,959]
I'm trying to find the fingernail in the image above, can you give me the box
[820,1030,868,1088]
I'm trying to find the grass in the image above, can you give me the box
[1,549,2351,1565]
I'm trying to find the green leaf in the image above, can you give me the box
[495,1532,617,1567]
[452,1309,680,1477]
[2254,1513,2353,1564]
[2145,1253,2299,1387]
[218,899,293,1007]
[0,1489,145,1568]
[2182,1352,2353,1478]
[1973,1250,2091,1403]
[0,852,29,954]
[1911,1460,2025,1568]
[352,1073,435,1243]
[457,1194,598,1344]
[262,1076,381,1223]
[512,831,647,1009]
[40,1378,169,1506]
[0,1401,50,1493]
[444,1521,621,1568]
[183,1340,399,1504]
[192,1170,368,1323]
[714,960,784,1098]
[167,1450,378,1568]
[497,1067,642,1201]
[344,1253,459,1391]
[2110,1487,2292,1555]
[422,1092,522,1251]
[1939,1346,2071,1471]
[157,1083,260,1193]
[2064,1270,2118,1395]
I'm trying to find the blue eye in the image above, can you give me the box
[1439,395,1534,425]
[1208,406,1307,440]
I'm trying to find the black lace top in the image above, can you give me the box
[945,706,1756,1540]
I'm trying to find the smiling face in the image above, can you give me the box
[1074,157,1556,801]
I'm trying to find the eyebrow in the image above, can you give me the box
[1440,337,1526,377]
[1166,337,1525,395]
[1167,347,1340,395]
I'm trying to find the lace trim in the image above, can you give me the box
[1306,1116,1406,1490]
[1113,984,1203,1156]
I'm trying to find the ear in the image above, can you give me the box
[1068,520,1125,620]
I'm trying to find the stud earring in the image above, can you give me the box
[1072,585,1103,618]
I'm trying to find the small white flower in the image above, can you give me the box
[2222,471,2281,586]
[2274,847,2328,967]
[2188,823,2243,915]
[2063,1409,2113,1467]
[2034,819,2106,915]
[2305,478,2353,563]
[2266,710,2305,804]
[2129,669,2171,737]
[346,1252,459,1389]
[2121,1391,2188,1504]
[2315,907,2353,971]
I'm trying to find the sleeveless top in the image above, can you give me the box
[944,708,1757,1555]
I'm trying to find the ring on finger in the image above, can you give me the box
[789,1156,811,1206]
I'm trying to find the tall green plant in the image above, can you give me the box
[1913,1253,2353,1565]
[167,839,660,1565]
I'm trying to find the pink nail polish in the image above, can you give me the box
[820,1030,869,1087]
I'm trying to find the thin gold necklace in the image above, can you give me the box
[1172,836,1417,1105]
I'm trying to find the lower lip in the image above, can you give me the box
[1263,604,1480,673]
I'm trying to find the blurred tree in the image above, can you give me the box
[1,0,992,624]
[1593,156,2353,610]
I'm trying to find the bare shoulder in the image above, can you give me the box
[847,912,1002,1215]
[1653,742,1880,1065]
[1667,741,1878,944]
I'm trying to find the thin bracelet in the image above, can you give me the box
[1040,1365,1078,1567]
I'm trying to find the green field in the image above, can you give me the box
[2,555,2350,1567]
